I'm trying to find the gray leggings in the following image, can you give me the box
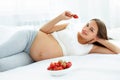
[0,29,38,71]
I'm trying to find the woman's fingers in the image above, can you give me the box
[65,11,73,17]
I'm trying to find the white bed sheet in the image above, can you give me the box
[0,54,120,80]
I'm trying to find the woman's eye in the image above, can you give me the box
[90,28,94,32]
[86,24,89,27]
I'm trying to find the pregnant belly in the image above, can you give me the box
[30,31,63,61]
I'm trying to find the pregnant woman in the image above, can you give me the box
[0,11,120,71]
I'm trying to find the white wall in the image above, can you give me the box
[0,0,119,29]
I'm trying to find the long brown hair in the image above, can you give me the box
[91,19,108,47]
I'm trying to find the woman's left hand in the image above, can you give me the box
[87,37,99,44]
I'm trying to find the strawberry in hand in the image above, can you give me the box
[72,14,79,19]
[64,11,78,19]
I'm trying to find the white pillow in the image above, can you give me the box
[108,28,120,40]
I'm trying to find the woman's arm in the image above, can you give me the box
[46,23,69,33]
[40,11,73,34]
[90,45,114,54]
[97,39,120,53]
[90,39,120,54]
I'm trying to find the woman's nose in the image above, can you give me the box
[84,28,88,32]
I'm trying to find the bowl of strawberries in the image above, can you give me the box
[47,60,72,76]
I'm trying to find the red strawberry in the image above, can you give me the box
[61,62,67,69]
[47,66,51,70]
[56,66,63,70]
[49,62,55,69]
[73,14,79,19]
[58,60,63,66]
[66,62,72,68]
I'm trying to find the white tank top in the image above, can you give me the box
[52,23,93,56]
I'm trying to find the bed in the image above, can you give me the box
[0,25,120,80]
[0,55,120,80]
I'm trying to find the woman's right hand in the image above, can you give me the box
[59,11,73,20]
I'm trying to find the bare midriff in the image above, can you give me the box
[30,31,63,61]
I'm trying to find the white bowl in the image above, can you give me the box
[47,67,72,76]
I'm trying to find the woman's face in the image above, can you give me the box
[79,20,98,41]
